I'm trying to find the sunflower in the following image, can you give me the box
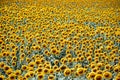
[87,56,92,62]
[38,73,44,80]
[53,65,58,70]
[42,43,47,48]
[0,62,5,69]
[26,57,31,63]
[43,68,49,74]
[2,52,7,57]
[0,40,3,44]
[88,71,96,79]
[37,68,43,74]
[38,64,43,68]
[28,62,35,67]
[23,77,28,80]
[97,62,103,69]
[113,66,120,73]
[24,73,30,79]
[103,71,112,79]
[5,69,13,75]
[115,76,120,80]
[51,48,57,55]
[12,56,17,61]
[68,58,73,63]
[55,68,60,73]
[92,67,99,72]
[48,74,55,80]
[49,69,54,74]
[44,50,51,56]
[40,58,45,63]
[8,74,16,80]
[94,74,103,80]
[60,64,67,71]
[15,70,21,76]
[0,75,4,80]
[105,64,111,70]
[90,63,96,69]
[3,65,10,71]
[62,58,67,64]
[35,59,41,66]
[64,68,71,76]
[96,70,103,74]
[20,53,25,60]
[79,56,84,62]
[12,62,16,66]
[75,64,82,69]
[21,65,28,71]
[54,60,59,65]
[76,68,85,76]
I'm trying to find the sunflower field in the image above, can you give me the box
[0,0,120,80]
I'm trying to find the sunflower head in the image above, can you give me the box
[103,71,112,79]
[48,74,55,80]
[94,74,103,80]
[38,73,44,80]
[64,68,71,76]
[0,75,4,80]
[76,68,85,76]
[8,74,16,80]
[89,71,96,79]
